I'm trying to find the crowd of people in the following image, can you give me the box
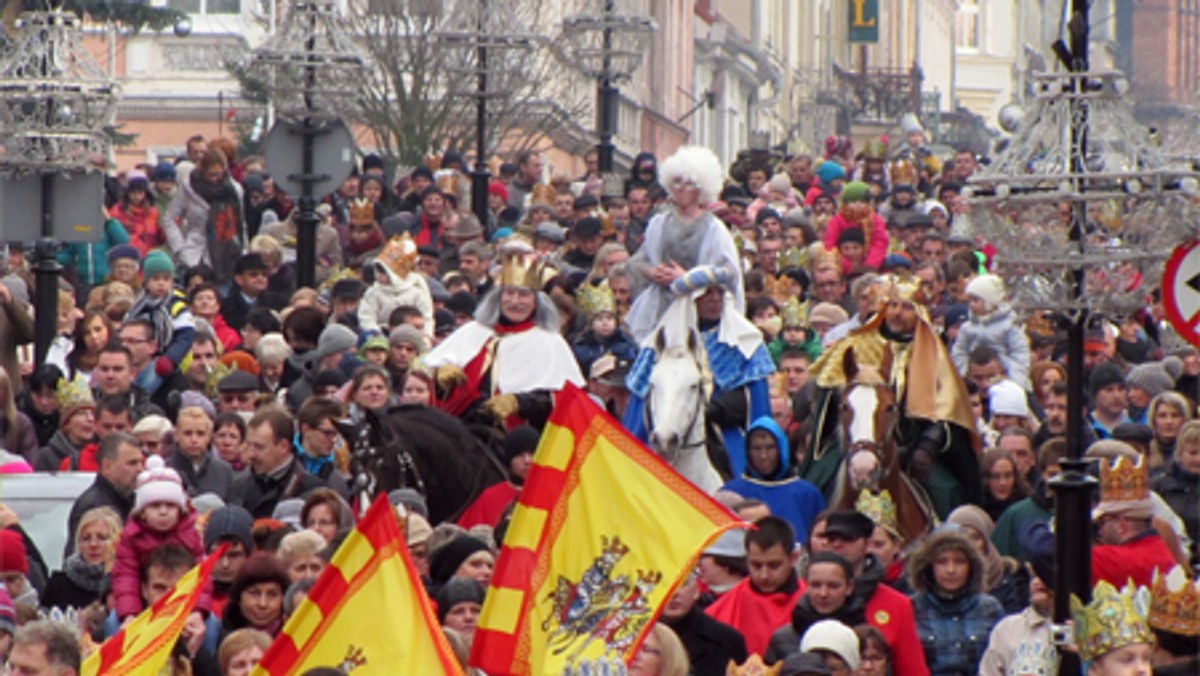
[0,121,1197,676]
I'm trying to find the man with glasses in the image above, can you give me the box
[811,263,848,308]
[294,397,351,498]
[220,254,272,332]
[215,371,260,415]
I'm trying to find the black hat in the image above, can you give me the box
[755,208,782,225]
[410,166,434,182]
[442,150,464,167]
[446,291,477,317]
[824,510,875,540]
[780,652,832,676]
[434,577,486,623]
[418,245,441,259]
[837,227,866,246]
[362,153,385,172]
[434,308,456,337]
[499,162,518,177]
[572,216,603,239]
[429,535,490,586]
[502,425,540,465]
[217,369,260,393]
[1113,422,1154,444]
[1089,362,1126,398]
[313,368,348,390]
[905,213,935,229]
[331,278,364,301]
[572,194,599,211]
[234,253,268,275]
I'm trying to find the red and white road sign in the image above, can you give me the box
[1163,240,1200,348]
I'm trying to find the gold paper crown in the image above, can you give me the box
[348,198,376,225]
[375,233,418,279]
[885,273,927,305]
[781,297,807,328]
[576,280,617,320]
[1099,455,1150,502]
[762,274,791,304]
[890,158,919,186]
[767,373,787,400]
[778,246,808,271]
[530,183,557,208]
[55,374,95,412]
[855,489,900,536]
[499,248,550,290]
[1149,565,1200,637]
[204,361,235,400]
[318,266,358,293]
[863,136,888,159]
[1072,580,1154,662]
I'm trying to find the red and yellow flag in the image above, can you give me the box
[252,494,462,676]
[83,543,227,676]
[471,383,741,675]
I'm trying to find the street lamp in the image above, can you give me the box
[249,0,364,290]
[436,0,540,228]
[0,3,120,367]
[960,3,1200,674]
[562,0,656,176]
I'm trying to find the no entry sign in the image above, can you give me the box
[1163,240,1200,347]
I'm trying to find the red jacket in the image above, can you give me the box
[58,443,100,472]
[208,313,242,352]
[457,481,518,529]
[866,582,929,676]
[706,577,805,657]
[111,202,164,255]
[822,212,890,273]
[1093,531,1177,589]
[112,511,208,619]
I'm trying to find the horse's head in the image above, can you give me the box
[646,326,711,463]
[840,346,898,490]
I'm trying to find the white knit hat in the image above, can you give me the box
[134,455,189,514]
[800,619,861,671]
[965,274,1006,310]
[988,379,1030,419]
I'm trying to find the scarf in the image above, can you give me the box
[191,171,244,281]
[790,593,866,634]
[63,554,108,594]
[127,290,174,349]
[294,433,334,477]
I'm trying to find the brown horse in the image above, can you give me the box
[832,347,937,542]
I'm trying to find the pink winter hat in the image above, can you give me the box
[134,455,189,514]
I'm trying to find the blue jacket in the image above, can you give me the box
[572,328,638,379]
[721,417,825,543]
[57,218,131,286]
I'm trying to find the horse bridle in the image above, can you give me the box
[644,349,711,451]
[845,387,902,474]
[346,410,427,516]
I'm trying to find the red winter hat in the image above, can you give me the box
[0,529,29,574]
[488,181,508,203]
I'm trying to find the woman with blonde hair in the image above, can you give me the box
[216,627,272,676]
[1147,391,1193,469]
[628,623,689,676]
[41,506,122,611]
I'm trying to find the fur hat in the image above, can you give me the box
[1125,358,1183,398]
[799,620,861,671]
[988,380,1030,418]
[965,274,1005,310]
[134,455,189,514]
[908,528,986,595]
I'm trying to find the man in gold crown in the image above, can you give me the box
[423,242,584,428]
[1072,580,1155,676]
[804,274,981,518]
[1091,454,1178,589]
[344,197,386,270]
[358,233,434,340]
[1148,565,1200,674]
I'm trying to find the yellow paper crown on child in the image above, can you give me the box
[349,197,377,226]
[376,233,419,279]
[55,374,95,414]
[855,489,900,538]
[1099,455,1150,502]
[890,158,919,186]
[1149,565,1200,637]
[778,246,808,272]
[1071,579,1154,663]
[781,297,807,328]
[576,280,617,320]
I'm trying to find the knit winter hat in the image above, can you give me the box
[107,244,141,265]
[152,161,177,183]
[134,455,189,514]
[203,504,255,552]
[0,586,15,636]
[965,274,1006,310]
[840,181,871,204]
[988,380,1030,418]
[388,324,428,353]
[815,161,846,185]
[1125,357,1183,398]
[502,425,540,465]
[0,530,28,574]
[799,619,861,671]
[434,577,486,624]
[312,324,358,363]
[429,535,490,586]
[767,173,792,195]
[1089,362,1127,398]
[142,250,176,278]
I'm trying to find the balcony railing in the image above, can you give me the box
[832,64,923,124]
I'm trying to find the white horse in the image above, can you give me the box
[644,322,723,494]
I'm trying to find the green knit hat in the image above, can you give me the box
[841,181,871,204]
[142,250,176,278]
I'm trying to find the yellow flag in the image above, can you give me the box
[471,383,740,674]
[252,495,462,675]
[82,544,225,676]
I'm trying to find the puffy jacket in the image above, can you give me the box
[112,511,207,619]
[952,304,1031,388]
[57,218,131,286]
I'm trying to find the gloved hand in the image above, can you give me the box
[436,365,467,390]
[155,356,175,377]
[483,393,519,421]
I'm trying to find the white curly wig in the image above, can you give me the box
[658,145,725,206]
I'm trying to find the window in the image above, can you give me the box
[956,0,981,51]
[167,0,240,15]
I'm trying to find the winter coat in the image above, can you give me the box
[0,295,34,398]
[822,211,890,273]
[765,594,866,664]
[41,556,107,611]
[358,262,434,338]
[662,606,748,676]
[571,328,639,379]
[0,412,39,465]
[111,201,164,255]
[167,450,235,501]
[162,167,244,271]
[228,458,327,519]
[1153,461,1199,564]
[65,473,134,558]
[908,530,1004,675]
[112,510,206,619]
[952,304,1031,388]
[57,218,131,286]
[34,430,88,471]
[852,556,930,676]
[722,417,826,543]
